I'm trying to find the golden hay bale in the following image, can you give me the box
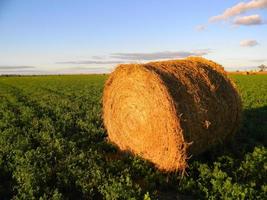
[102,57,242,172]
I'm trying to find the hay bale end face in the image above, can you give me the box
[103,57,241,172]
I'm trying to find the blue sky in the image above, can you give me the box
[0,0,266,74]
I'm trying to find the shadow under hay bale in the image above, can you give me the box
[103,57,242,172]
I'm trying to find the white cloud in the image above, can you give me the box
[57,50,211,66]
[0,66,35,70]
[209,0,267,22]
[251,58,267,62]
[110,50,210,60]
[56,60,126,65]
[240,39,259,47]
[195,25,206,31]
[234,14,265,25]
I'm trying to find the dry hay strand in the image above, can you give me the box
[102,57,242,172]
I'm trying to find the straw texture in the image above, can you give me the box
[103,57,242,171]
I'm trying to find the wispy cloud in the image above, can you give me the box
[56,50,211,65]
[57,66,111,74]
[195,25,206,31]
[0,66,35,70]
[110,50,210,61]
[250,58,267,62]
[0,69,49,75]
[56,60,127,65]
[209,0,267,22]
[234,14,265,25]
[240,39,259,47]
[63,66,106,70]
[91,55,106,60]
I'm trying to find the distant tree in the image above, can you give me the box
[258,64,267,71]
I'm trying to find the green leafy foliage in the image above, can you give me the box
[0,74,266,199]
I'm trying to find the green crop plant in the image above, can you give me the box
[0,74,266,199]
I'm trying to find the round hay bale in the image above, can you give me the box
[103,57,242,172]
[243,71,250,75]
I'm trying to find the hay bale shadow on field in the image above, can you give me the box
[237,105,267,148]
[191,105,267,162]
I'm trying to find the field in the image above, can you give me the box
[0,74,266,199]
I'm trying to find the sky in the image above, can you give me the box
[0,0,266,74]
